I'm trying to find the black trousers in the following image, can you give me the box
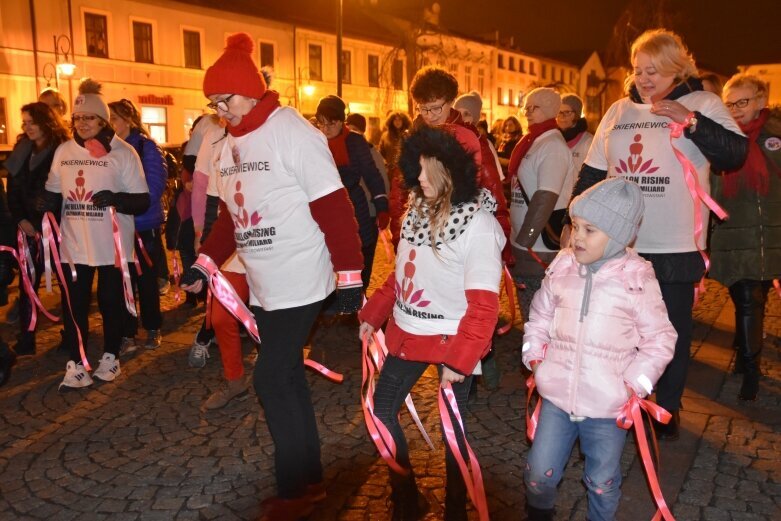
[252,299,324,499]
[653,281,695,412]
[373,355,472,515]
[123,228,163,336]
[729,279,770,366]
[63,264,125,363]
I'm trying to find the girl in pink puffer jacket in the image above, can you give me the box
[521,178,676,521]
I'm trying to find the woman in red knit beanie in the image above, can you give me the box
[181,33,363,521]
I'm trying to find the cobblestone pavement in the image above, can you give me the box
[0,248,779,521]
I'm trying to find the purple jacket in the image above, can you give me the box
[522,249,676,419]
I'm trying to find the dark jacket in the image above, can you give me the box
[339,131,388,247]
[5,137,58,231]
[125,129,167,231]
[709,110,781,287]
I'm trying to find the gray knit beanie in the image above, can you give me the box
[454,90,482,122]
[561,94,583,116]
[570,178,644,258]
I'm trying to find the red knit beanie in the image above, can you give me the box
[203,33,266,99]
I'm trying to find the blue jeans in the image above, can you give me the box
[524,399,627,521]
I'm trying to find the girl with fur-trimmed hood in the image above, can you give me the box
[359,126,505,520]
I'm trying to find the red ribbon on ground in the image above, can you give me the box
[668,122,728,306]
[110,208,138,317]
[496,264,516,335]
[438,383,490,521]
[616,395,675,521]
[41,212,89,370]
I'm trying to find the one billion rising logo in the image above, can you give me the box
[614,134,660,174]
[232,181,261,229]
[394,249,431,308]
[67,170,93,201]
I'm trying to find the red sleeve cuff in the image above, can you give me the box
[309,188,363,272]
[442,289,499,375]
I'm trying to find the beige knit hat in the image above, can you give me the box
[525,87,561,120]
[72,78,110,121]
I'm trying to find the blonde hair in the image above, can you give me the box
[723,73,769,101]
[624,29,698,94]
[408,156,453,250]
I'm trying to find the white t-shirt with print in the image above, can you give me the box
[569,131,593,173]
[46,137,148,266]
[393,209,505,337]
[584,91,743,253]
[210,106,345,310]
[509,129,576,251]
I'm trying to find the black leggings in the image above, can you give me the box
[373,355,473,512]
[252,299,324,499]
[123,228,163,335]
[63,264,125,362]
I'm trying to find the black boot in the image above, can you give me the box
[525,504,555,521]
[444,462,468,521]
[12,332,36,357]
[655,410,680,441]
[390,471,427,521]
[729,281,766,402]
[0,341,17,387]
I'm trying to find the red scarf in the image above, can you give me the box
[723,109,779,198]
[327,126,351,167]
[507,118,559,176]
[227,90,281,138]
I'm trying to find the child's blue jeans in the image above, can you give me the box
[524,399,628,521]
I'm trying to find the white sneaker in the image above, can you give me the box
[93,353,121,382]
[188,339,211,368]
[119,337,139,357]
[59,361,93,390]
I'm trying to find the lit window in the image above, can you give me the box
[141,106,167,144]
[85,13,109,58]
[133,21,153,64]
[183,30,201,69]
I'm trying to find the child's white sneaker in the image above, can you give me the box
[93,353,121,382]
[59,361,93,390]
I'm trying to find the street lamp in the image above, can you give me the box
[47,34,75,89]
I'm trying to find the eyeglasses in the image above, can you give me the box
[316,119,340,129]
[71,115,98,123]
[557,110,575,117]
[207,94,236,112]
[523,105,541,114]
[724,97,755,110]
[416,102,446,116]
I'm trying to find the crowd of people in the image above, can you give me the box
[0,26,779,521]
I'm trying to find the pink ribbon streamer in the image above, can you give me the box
[135,231,153,268]
[13,228,60,331]
[360,334,408,475]
[171,255,182,302]
[496,264,516,335]
[668,122,729,305]
[616,395,675,521]
[41,212,89,370]
[773,279,780,299]
[524,374,542,442]
[438,383,490,521]
[109,208,137,317]
[372,329,435,450]
[198,255,343,381]
[379,228,394,262]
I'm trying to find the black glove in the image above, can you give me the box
[334,286,363,314]
[180,263,208,290]
[0,251,14,287]
[91,190,117,209]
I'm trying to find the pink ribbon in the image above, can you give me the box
[40,212,89,370]
[379,228,394,262]
[496,264,516,335]
[616,395,675,521]
[773,279,780,299]
[171,255,182,302]
[110,208,137,317]
[524,374,542,442]
[198,255,343,380]
[360,334,408,475]
[372,329,435,450]
[668,122,729,305]
[135,231,153,268]
[438,383,490,521]
[12,228,60,331]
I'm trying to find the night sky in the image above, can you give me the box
[374,0,781,74]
